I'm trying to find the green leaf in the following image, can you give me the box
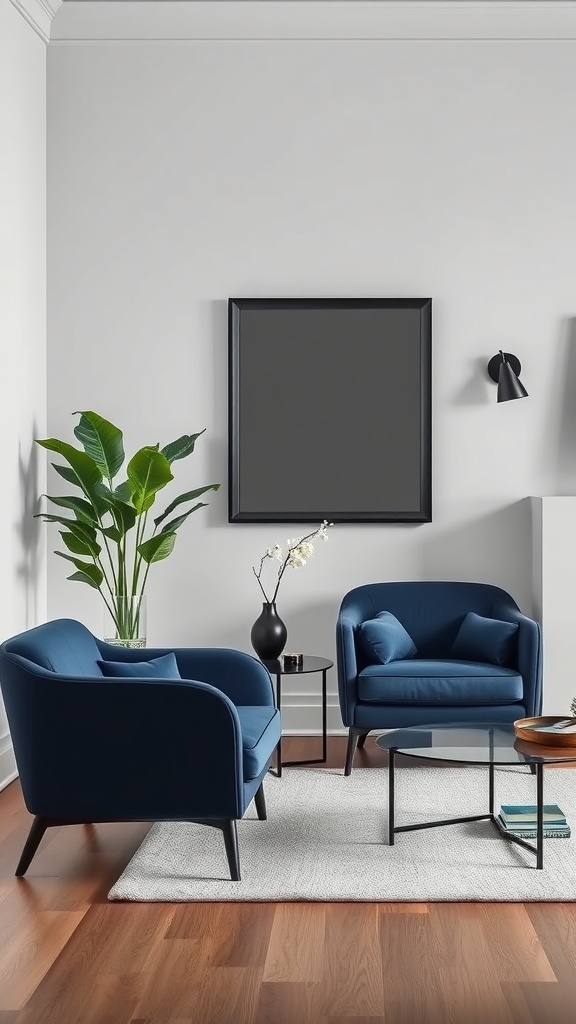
[59,531,98,558]
[35,513,77,527]
[153,484,219,527]
[73,411,125,481]
[161,431,205,464]
[101,526,121,543]
[53,464,83,486]
[127,447,173,514]
[59,521,101,557]
[113,480,133,504]
[137,532,176,564]
[93,484,137,535]
[37,439,102,492]
[66,570,102,590]
[158,503,208,535]
[41,494,98,524]
[55,551,103,587]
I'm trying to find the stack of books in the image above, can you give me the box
[497,804,571,839]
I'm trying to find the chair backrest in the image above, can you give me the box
[340,581,519,658]
[0,618,103,676]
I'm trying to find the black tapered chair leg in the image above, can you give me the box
[16,815,50,876]
[254,783,267,821]
[356,731,369,749]
[345,727,365,776]
[222,819,241,881]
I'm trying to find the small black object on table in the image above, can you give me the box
[261,655,333,777]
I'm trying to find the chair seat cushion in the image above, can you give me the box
[357,659,523,705]
[236,706,281,780]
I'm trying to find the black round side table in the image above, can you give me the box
[261,655,333,777]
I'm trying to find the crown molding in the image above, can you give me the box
[9,0,61,43]
[50,2,576,44]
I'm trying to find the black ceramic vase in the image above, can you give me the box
[250,602,287,660]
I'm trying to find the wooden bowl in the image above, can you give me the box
[514,716,576,747]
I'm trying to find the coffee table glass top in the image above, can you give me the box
[376,722,576,765]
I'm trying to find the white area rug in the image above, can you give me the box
[108,766,576,902]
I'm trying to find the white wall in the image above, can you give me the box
[47,29,576,730]
[0,0,47,786]
[532,497,576,716]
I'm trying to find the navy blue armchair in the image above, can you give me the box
[0,618,281,880]
[337,582,542,775]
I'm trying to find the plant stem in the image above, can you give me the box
[271,525,323,603]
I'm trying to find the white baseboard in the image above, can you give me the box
[279,694,345,736]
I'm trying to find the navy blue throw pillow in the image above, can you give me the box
[358,611,417,665]
[449,612,518,667]
[98,652,181,678]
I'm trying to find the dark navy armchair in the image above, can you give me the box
[337,582,542,775]
[0,618,281,880]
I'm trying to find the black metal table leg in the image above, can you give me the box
[275,673,282,777]
[489,761,494,816]
[275,663,330,771]
[389,748,396,845]
[321,668,327,762]
[536,762,544,869]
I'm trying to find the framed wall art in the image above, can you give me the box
[228,297,432,523]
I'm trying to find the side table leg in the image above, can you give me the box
[321,669,327,762]
[536,762,544,869]
[276,673,282,778]
[388,748,396,845]
[489,761,494,816]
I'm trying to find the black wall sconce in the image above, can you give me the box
[487,351,528,402]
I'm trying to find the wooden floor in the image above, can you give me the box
[1,737,576,1024]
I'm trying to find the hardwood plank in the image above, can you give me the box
[262,904,325,982]
[0,906,85,1012]
[312,904,383,1018]
[379,904,447,1024]
[379,902,428,913]
[165,902,275,966]
[476,904,556,982]
[519,981,576,1024]
[133,954,263,1022]
[427,904,515,1024]
[501,981,537,1024]
[13,905,175,1023]
[325,1018,386,1024]
[525,903,576,979]
[254,982,317,1024]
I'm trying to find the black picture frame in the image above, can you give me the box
[228,297,432,523]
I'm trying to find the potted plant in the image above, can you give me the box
[36,411,219,645]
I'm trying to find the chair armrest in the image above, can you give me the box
[7,673,250,820]
[96,641,275,707]
[336,610,364,727]
[500,609,543,716]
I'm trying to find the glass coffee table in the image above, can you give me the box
[376,723,576,869]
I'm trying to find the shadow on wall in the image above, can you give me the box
[16,431,43,629]
[419,499,533,614]
[552,317,576,493]
[453,356,494,406]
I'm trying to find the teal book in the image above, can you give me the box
[497,815,571,839]
[500,804,566,824]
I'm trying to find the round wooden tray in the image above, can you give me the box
[514,716,576,747]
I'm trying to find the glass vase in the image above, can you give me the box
[103,595,147,649]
